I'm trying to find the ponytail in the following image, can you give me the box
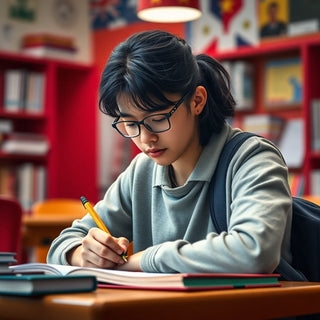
[196,54,235,146]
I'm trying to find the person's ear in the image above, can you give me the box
[190,86,207,116]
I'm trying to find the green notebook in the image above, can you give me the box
[0,274,97,296]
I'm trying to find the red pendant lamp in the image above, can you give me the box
[137,0,202,23]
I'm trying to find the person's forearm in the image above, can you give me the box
[115,251,144,271]
[66,245,82,266]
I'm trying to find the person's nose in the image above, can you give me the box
[139,125,158,144]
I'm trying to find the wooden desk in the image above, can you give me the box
[1,282,320,320]
[22,214,80,262]
[22,214,79,248]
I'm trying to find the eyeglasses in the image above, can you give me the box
[112,93,189,138]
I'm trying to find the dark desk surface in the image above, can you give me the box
[1,281,320,320]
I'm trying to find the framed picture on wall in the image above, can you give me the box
[263,57,302,109]
[7,0,37,22]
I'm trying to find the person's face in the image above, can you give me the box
[116,91,202,168]
[268,5,278,22]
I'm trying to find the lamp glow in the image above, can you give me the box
[137,0,202,23]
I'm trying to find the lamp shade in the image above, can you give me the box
[137,0,202,23]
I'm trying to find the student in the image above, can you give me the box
[47,30,292,274]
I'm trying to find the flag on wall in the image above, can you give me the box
[186,0,258,54]
[90,0,139,30]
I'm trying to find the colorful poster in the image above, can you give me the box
[186,0,258,54]
[90,0,139,30]
[264,57,302,107]
[259,0,289,39]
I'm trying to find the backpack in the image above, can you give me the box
[209,132,320,282]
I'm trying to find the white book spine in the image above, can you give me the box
[17,163,34,211]
[3,70,25,112]
[25,72,45,114]
[311,99,320,151]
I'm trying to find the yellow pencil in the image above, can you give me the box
[80,196,127,262]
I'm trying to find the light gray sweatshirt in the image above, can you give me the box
[47,123,292,274]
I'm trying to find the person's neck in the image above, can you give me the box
[170,144,203,187]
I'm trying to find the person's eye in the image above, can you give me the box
[124,122,136,128]
[151,115,167,122]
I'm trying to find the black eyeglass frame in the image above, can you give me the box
[112,92,189,138]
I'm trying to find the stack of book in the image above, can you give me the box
[22,34,77,60]
[0,252,16,274]
[1,260,281,296]
[1,132,49,156]
[0,253,97,296]
[9,263,281,292]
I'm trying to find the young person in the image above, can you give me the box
[47,30,292,275]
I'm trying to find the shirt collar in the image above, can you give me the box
[153,123,232,188]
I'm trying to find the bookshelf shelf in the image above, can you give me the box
[0,152,47,161]
[0,51,99,210]
[0,111,47,120]
[211,33,320,195]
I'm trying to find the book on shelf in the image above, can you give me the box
[311,99,320,151]
[0,120,13,134]
[311,169,320,196]
[288,173,305,197]
[3,69,26,112]
[22,33,77,61]
[0,165,16,198]
[17,163,46,211]
[0,274,97,296]
[278,118,304,169]
[0,163,46,210]
[232,61,255,111]
[25,71,45,114]
[222,60,254,111]
[1,132,49,155]
[264,57,302,108]
[242,114,284,144]
[2,69,45,114]
[9,263,281,291]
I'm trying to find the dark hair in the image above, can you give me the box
[99,30,235,146]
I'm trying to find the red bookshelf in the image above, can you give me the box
[0,52,99,209]
[209,33,320,195]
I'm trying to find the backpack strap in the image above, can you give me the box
[208,132,307,281]
[209,132,256,233]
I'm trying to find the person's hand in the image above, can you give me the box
[66,227,129,269]
[115,251,144,272]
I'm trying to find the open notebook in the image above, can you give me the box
[10,263,281,291]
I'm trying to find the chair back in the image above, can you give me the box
[30,198,87,262]
[32,198,86,216]
[303,196,320,206]
[0,197,23,261]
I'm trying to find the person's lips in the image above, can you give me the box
[146,148,166,158]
